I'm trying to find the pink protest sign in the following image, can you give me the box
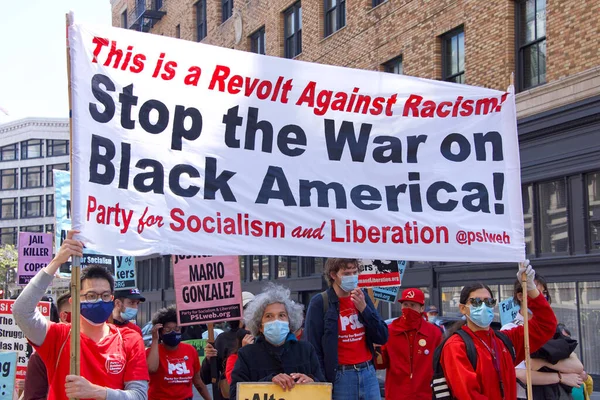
[173,255,243,326]
[17,232,52,285]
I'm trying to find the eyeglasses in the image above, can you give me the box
[162,326,182,334]
[468,297,497,307]
[80,291,113,303]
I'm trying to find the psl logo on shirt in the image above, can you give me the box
[340,314,364,331]
[105,353,126,374]
[167,357,191,375]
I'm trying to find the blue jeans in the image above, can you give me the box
[332,363,381,400]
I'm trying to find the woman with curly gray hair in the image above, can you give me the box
[230,283,325,400]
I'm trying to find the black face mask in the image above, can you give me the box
[161,331,182,347]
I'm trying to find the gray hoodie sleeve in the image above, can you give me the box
[12,270,54,346]
[106,380,148,400]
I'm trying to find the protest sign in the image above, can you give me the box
[236,382,332,400]
[499,297,520,326]
[0,351,17,400]
[0,300,50,379]
[372,260,406,302]
[173,256,243,325]
[183,339,208,364]
[17,232,52,285]
[359,259,403,288]
[114,256,136,290]
[69,22,524,262]
[54,170,116,274]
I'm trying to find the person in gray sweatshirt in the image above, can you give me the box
[13,230,149,400]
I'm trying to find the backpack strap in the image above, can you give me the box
[456,329,478,371]
[493,330,516,363]
[320,291,329,315]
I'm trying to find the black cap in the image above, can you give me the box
[114,288,145,302]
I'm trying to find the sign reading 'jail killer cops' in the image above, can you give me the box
[17,232,52,285]
[69,21,524,262]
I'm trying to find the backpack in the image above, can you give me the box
[431,329,516,399]
[320,291,329,314]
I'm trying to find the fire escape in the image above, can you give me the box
[128,0,166,32]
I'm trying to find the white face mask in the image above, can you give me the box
[428,315,437,322]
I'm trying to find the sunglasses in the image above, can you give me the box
[468,297,497,307]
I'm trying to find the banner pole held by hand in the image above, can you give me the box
[208,323,219,395]
[66,14,81,393]
[521,262,533,400]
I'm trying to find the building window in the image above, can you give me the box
[46,164,69,187]
[0,198,17,220]
[21,139,43,160]
[21,225,43,233]
[45,224,54,235]
[442,27,465,83]
[324,0,345,37]
[21,166,43,189]
[20,196,43,218]
[0,227,17,245]
[284,2,302,59]
[587,171,600,251]
[518,0,546,90]
[522,184,536,257]
[46,140,69,157]
[372,0,386,6]
[121,9,127,28]
[250,27,266,55]
[276,256,297,278]
[46,194,54,217]
[0,169,17,190]
[539,179,569,255]
[0,144,18,162]
[384,56,403,74]
[222,0,233,22]
[196,0,207,41]
[176,24,181,38]
[251,255,270,281]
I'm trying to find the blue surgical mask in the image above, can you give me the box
[263,320,290,345]
[120,307,138,321]
[340,275,359,292]
[467,303,495,328]
[81,300,114,325]
[161,331,182,347]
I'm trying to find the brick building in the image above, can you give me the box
[110,0,600,382]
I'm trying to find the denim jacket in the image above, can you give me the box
[305,286,389,382]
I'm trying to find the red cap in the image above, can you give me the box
[399,288,425,305]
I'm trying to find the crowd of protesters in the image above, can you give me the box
[11,232,594,400]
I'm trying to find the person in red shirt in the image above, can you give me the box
[440,263,557,400]
[224,328,253,384]
[377,288,443,400]
[146,305,211,400]
[13,230,150,400]
[111,288,145,336]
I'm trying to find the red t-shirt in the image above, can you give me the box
[337,296,372,365]
[147,343,200,400]
[112,320,143,336]
[34,322,149,400]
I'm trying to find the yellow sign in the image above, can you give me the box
[236,382,333,400]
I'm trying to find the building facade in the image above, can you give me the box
[0,118,69,245]
[111,0,600,381]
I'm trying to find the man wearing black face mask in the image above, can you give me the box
[13,230,150,400]
[146,305,211,400]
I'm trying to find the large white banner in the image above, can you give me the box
[69,22,524,261]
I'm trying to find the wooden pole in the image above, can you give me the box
[207,323,219,394]
[521,263,533,400]
[66,13,81,387]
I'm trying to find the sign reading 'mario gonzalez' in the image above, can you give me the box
[173,255,243,325]
[69,22,524,262]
